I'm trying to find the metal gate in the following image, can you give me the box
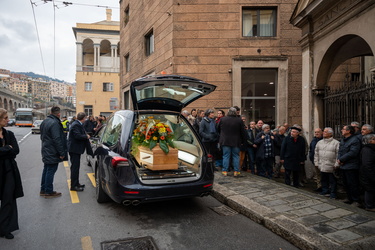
[324,79,375,138]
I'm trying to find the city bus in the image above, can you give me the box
[14,108,45,127]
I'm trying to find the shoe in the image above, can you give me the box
[0,233,14,239]
[343,199,353,204]
[78,184,85,188]
[41,191,60,196]
[314,187,322,192]
[319,192,330,197]
[233,171,240,177]
[70,186,84,192]
[365,208,375,212]
[222,171,227,176]
[44,191,62,198]
[351,202,361,207]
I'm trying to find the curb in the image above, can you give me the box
[211,183,342,250]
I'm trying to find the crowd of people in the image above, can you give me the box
[182,107,375,213]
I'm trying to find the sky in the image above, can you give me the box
[0,0,120,83]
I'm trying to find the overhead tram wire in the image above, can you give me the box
[53,0,56,78]
[29,0,47,77]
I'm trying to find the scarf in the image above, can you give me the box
[209,118,216,133]
[264,133,272,158]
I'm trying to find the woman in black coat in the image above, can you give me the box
[0,109,24,239]
[360,134,375,211]
[280,127,306,188]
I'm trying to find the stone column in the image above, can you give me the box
[301,47,313,141]
[94,44,100,71]
[76,42,83,71]
[111,44,118,72]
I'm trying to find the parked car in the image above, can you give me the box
[87,75,216,205]
[7,119,15,126]
[31,120,44,134]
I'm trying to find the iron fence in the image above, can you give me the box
[324,79,375,138]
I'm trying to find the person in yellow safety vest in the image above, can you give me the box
[61,116,70,133]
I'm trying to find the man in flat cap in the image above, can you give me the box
[280,126,306,188]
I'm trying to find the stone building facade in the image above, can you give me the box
[291,0,375,139]
[120,0,302,127]
[73,9,120,117]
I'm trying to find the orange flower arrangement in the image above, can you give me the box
[132,116,174,154]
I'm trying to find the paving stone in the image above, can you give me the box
[263,194,281,201]
[310,224,336,234]
[271,204,294,213]
[351,220,375,236]
[243,192,264,199]
[321,208,353,219]
[291,207,319,217]
[253,197,267,203]
[297,214,330,226]
[311,203,336,212]
[290,199,322,209]
[262,199,288,207]
[325,218,356,229]
[286,195,309,203]
[275,191,297,198]
[325,230,362,243]
[344,214,372,224]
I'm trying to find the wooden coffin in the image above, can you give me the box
[138,145,178,170]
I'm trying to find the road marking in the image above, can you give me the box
[87,173,96,187]
[81,236,93,250]
[68,179,80,203]
[63,161,80,204]
[63,161,69,167]
[18,131,31,144]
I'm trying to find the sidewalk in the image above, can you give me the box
[211,171,375,250]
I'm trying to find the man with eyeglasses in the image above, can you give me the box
[337,125,361,206]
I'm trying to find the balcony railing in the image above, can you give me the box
[78,66,119,73]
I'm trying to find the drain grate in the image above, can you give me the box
[101,236,158,250]
[210,205,238,216]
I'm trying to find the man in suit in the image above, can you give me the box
[68,112,92,191]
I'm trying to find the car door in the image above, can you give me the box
[97,114,125,193]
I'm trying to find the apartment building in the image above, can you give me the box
[73,9,120,117]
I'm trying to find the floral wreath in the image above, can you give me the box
[132,116,175,154]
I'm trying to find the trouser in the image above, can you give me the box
[341,169,360,202]
[258,158,274,179]
[321,172,337,198]
[285,169,299,188]
[239,151,247,169]
[222,146,240,172]
[247,147,255,174]
[41,163,59,194]
[70,152,82,188]
[274,155,282,176]
[313,165,322,189]
[365,191,375,209]
[0,170,19,234]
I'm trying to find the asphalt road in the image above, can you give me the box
[2,126,298,250]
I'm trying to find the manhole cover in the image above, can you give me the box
[101,236,158,250]
[210,205,238,216]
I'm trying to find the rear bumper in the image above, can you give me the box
[108,179,214,204]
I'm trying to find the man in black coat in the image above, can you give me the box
[40,106,67,198]
[68,112,92,191]
[337,125,361,205]
[217,107,246,177]
[280,126,306,188]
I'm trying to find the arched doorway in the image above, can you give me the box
[316,35,375,136]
